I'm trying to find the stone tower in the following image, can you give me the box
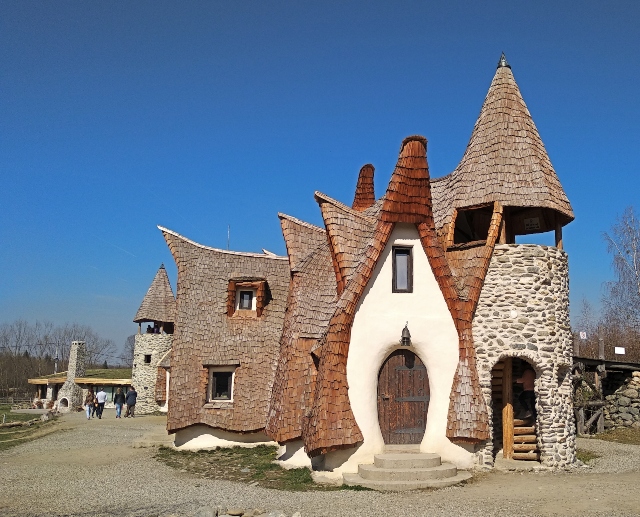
[132,264,175,414]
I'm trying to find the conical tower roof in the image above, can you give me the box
[449,54,574,226]
[133,264,176,323]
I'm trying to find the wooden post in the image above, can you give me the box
[499,217,507,244]
[598,329,605,361]
[594,370,600,392]
[502,357,513,459]
[555,222,563,250]
[576,407,585,435]
[597,410,605,434]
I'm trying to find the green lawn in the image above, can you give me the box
[0,405,58,452]
[154,445,369,491]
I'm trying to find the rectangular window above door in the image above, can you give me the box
[392,246,413,293]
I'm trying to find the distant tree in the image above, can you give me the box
[0,319,116,397]
[603,206,640,330]
[119,335,136,366]
[576,298,598,340]
[102,360,108,369]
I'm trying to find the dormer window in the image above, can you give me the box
[392,246,413,293]
[226,278,268,317]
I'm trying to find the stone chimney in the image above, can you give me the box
[67,341,86,381]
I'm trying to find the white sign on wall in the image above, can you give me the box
[614,347,626,355]
[579,331,587,340]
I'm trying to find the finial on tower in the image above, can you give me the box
[497,52,511,69]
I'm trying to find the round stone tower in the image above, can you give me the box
[132,264,175,414]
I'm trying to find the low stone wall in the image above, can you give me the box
[604,371,640,429]
[473,244,575,468]
[132,334,172,414]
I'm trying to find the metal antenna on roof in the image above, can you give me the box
[227,225,230,250]
[497,52,511,69]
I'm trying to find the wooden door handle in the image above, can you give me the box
[381,394,390,400]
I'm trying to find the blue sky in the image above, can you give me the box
[1,1,639,356]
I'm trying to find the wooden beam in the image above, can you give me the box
[502,357,513,459]
[555,222,563,250]
[584,408,604,431]
[513,443,538,451]
[514,426,535,435]
[499,215,507,244]
[512,452,539,461]
[575,408,585,435]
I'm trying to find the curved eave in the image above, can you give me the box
[157,225,288,260]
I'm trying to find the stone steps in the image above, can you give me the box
[342,449,471,491]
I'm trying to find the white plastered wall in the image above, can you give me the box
[324,223,473,474]
[174,425,277,450]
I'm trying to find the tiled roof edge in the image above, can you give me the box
[277,213,326,233]
[313,191,377,222]
[157,226,288,260]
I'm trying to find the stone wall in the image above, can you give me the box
[132,334,172,414]
[472,244,576,468]
[604,371,640,428]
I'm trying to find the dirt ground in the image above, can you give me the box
[1,411,640,516]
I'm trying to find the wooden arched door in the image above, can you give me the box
[377,349,430,444]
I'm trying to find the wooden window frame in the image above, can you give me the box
[226,280,268,317]
[392,246,413,293]
[238,290,254,310]
[207,366,236,403]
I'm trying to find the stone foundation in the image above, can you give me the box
[131,334,172,414]
[472,244,576,468]
[604,371,640,428]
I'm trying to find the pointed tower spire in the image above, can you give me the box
[497,52,511,69]
[449,60,574,226]
[352,164,375,211]
[381,135,432,224]
[133,264,176,323]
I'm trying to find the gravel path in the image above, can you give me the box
[1,411,640,517]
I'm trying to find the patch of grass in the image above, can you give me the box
[576,449,600,464]
[154,445,360,491]
[0,405,58,451]
[596,427,640,445]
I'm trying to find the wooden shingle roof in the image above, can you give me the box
[160,226,290,434]
[352,164,375,211]
[445,55,574,225]
[133,264,176,323]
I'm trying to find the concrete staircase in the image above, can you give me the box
[342,446,472,491]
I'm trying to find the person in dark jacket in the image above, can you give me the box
[125,386,138,418]
[113,387,125,419]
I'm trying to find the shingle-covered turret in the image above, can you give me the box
[446,54,574,232]
[133,264,176,324]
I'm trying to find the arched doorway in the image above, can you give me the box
[491,357,540,461]
[377,349,430,444]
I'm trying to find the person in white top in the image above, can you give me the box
[95,389,108,419]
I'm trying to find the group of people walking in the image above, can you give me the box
[84,386,138,420]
